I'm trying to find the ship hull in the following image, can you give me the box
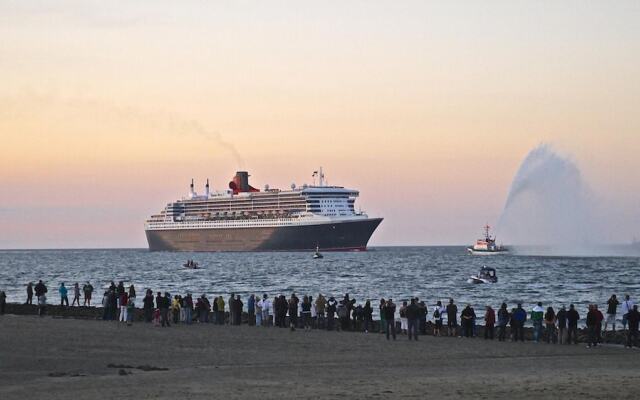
[466,247,509,255]
[146,218,383,252]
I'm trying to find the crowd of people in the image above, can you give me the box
[4,280,640,349]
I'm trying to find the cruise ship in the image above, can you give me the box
[145,168,383,251]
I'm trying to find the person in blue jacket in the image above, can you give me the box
[512,303,527,342]
[59,283,69,307]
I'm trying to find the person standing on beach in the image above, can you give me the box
[461,305,475,338]
[155,291,163,310]
[59,283,69,307]
[433,301,443,336]
[626,305,639,348]
[512,304,527,342]
[261,294,271,327]
[594,305,604,343]
[399,301,408,335]
[337,301,348,331]
[566,304,580,344]
[604,294,619,332]
[288,294,299,331]
[228,293,236,325]
[210,295,218,323]
[531,302,544,342]
[101,291,110,320]
[34,280,47,304]
[184,293,193,324]
[126,296,135,326]
[82,282,93,306]
[247,294,256,325]
[471,306,478,337]
[118,291,129,323]
[248,294,256,326]
[446,299,458,337]
[497,303,509,341]
[116,282,125,316]
[217,296,225,325]
[363,300,373,333]
[544,306,556,344]
[379,298,386,334]
[326,296,337,331]
[310,296,317,328]
[160,292,171,327]
[301,296,312,330]
[171,295,181,324]
[586,304,598,348]
[419,301,428,335]
[556,306,567,344]
[406,298,419,340]
[484,306,495,340]
[255,295,262,327]
[273,295,283,327]
[621,295,634,331]
[109,290,118,320]
[143,290,154,322]
[0,290,6,314]
[234,295,243,325]
[26,282,34,305]
[71,283,80,306]
[178,294,185,323]
[383,298,396,340]
[315,294,326,329]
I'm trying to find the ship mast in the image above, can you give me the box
[484,224,492,241]
[312,167,325,187]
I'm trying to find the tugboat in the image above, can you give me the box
[467,225,508,255]
[467,266,498,284]
[313,246,323,259]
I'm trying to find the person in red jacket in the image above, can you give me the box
[118,292,129,323]
[484,305,496,340]
[594,305,604,343]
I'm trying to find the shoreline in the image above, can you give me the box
[0,302,632,345]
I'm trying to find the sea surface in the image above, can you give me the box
[1,247,639,320]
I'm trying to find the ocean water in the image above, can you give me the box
[1,247,639,318]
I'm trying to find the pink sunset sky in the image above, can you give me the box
[1,1,639,248]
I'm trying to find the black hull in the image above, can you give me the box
[145,218,383,252]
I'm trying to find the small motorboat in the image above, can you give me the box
[313,246,323,259]
[467,266,497,284]
[183,260,199,269]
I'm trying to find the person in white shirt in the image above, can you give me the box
[621,295,635,331]
[260,294,271,327]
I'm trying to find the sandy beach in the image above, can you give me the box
[0,314,638,399]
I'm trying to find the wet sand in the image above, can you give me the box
[0,314,638,399]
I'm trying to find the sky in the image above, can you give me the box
[1,1,639,248]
